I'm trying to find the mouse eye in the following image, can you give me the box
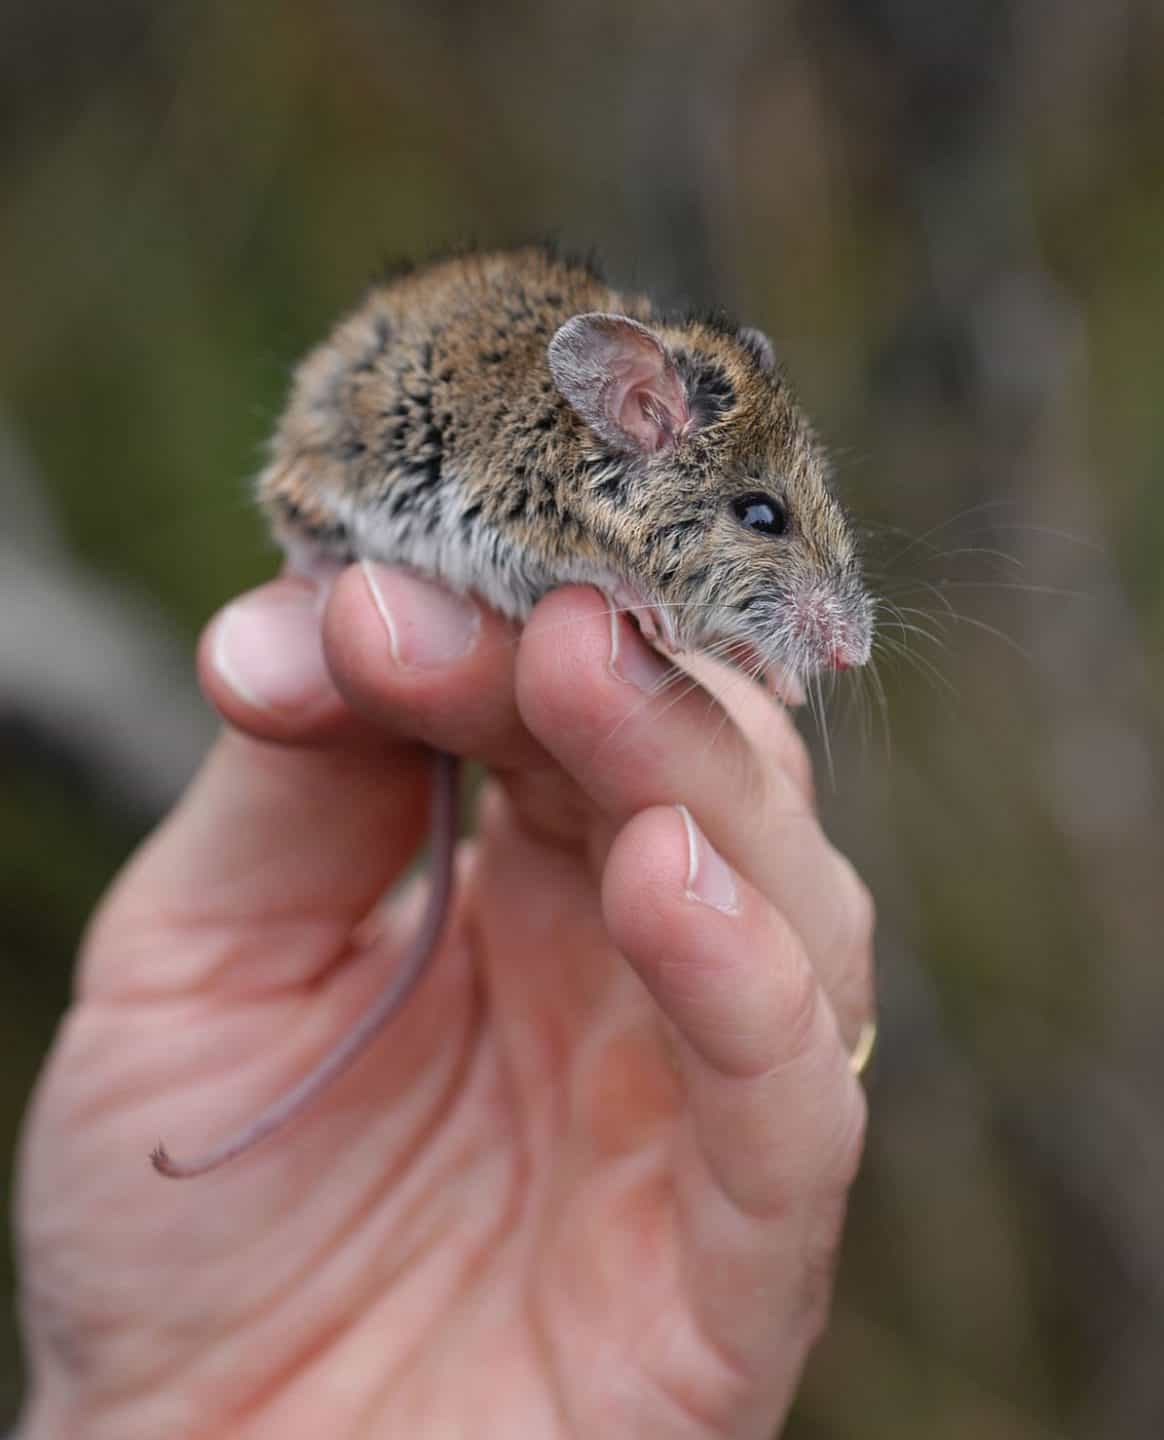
[731,492,788,537]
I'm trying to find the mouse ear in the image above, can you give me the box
[548,313,690,455]
[738,326,777,373]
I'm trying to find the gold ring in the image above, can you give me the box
[849,1020,877,1078]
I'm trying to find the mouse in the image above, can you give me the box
[151,245,873,1178]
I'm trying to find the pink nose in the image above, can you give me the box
[829,649,853,672]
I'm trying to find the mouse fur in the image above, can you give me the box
[258,245,872,678]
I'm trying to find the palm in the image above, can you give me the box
[14,572,871,1440]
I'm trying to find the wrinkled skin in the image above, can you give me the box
[14,566,873,1440]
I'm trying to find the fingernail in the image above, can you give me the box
[676,805,739,915]
[361,562,480,669]
[609,612,672,693]
[213,585,331,713]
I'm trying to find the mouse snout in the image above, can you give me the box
[788,582,872,673]
[827,624,871,670]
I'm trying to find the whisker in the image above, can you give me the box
[591,632,759,758]
[593,671,705,758]
[976,520,1102,551]
[881,616,948,652]
[812,670,836,790]
[879,499,1022,569]
[919,544,1025,569]
[876,600,948,652]
[875,636,959,700]
[888,602,1032,662]
[868,515,1100,553]
[866,653,893,766]
[909,579,1086,598]
[881,576,958,622]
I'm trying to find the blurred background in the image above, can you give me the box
[2,1,1162,1434]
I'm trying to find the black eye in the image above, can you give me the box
[731,492,788,536]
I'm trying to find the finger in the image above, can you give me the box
[516,588,875,1044]
[318,562,550,772]
[602,805,867,1385]
[196,574,354,745]
[679,649,816,810]
[83,582,437,998]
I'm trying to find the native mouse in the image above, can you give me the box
[151,245,873,1178]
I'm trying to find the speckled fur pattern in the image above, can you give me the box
[258,246,872,678]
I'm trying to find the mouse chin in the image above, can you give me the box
[609,587,807,706]
[604,582,830,708]
[726,624,867,703]
[606,581,683,653]
[699,636,807,707]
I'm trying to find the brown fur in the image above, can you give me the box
[258,246,871,675]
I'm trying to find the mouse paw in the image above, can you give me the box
[608,583,681,654]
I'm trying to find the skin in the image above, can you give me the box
[13,563,873,1440]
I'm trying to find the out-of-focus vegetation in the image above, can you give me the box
[2,1,1162,1434]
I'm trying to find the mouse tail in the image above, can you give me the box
[151,749,460,1180]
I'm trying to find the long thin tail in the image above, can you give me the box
[151,750,460,1179]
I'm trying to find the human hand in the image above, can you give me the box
[14,565,873,1439]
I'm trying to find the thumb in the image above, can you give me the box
[81,576,431,1000]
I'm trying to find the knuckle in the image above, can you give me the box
[769,943,821,1068]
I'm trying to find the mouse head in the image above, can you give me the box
[547,311,874,683]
